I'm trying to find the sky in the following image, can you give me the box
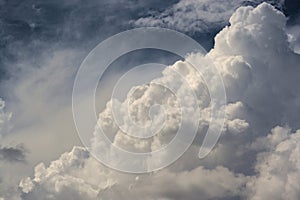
[0,0,300,199]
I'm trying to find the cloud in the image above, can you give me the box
[0,98,12,138]
[18,128,300,200]
[19,147,102,200]
[16,3,300,200]
[19,146,250,200]
[0,0,177,57]
[0,144,27,163]
[0,2,185,198]
[287,24,300,54]
[93,1,300,173]
[0,49,83,200]
[134,0,285,34]
[210,2,300,131]
[248,126,300,199]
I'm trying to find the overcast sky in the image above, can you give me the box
[0,0,300,200]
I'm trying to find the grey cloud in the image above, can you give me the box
[134,0,285,34]
[0,144,27,163]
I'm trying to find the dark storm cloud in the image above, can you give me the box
[0,144,27,163]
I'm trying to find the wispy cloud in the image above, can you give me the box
[134,0,285,33]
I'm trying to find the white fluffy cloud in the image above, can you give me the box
[248,126,300,200]
[19,146,250,200]
[19,147,108,200]
[19,127,300,200]
[18,3,300,200]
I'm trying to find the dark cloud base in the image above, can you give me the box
[0,144,27,163]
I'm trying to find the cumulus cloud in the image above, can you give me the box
[210,2,300,132]
[248,126,300,200]
[19,146,250,200]
[19,147,103,200]
[92,60,209,155]
[17,2,300,200]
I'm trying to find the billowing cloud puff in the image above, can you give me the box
[248,126,300,200]
[210,2,300,132]
[92,59,210,155]
[19,146,250,200]
[18,3,300,200]
[134,0,285,33]
[19,147,109,200]
[19,127,300,200]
